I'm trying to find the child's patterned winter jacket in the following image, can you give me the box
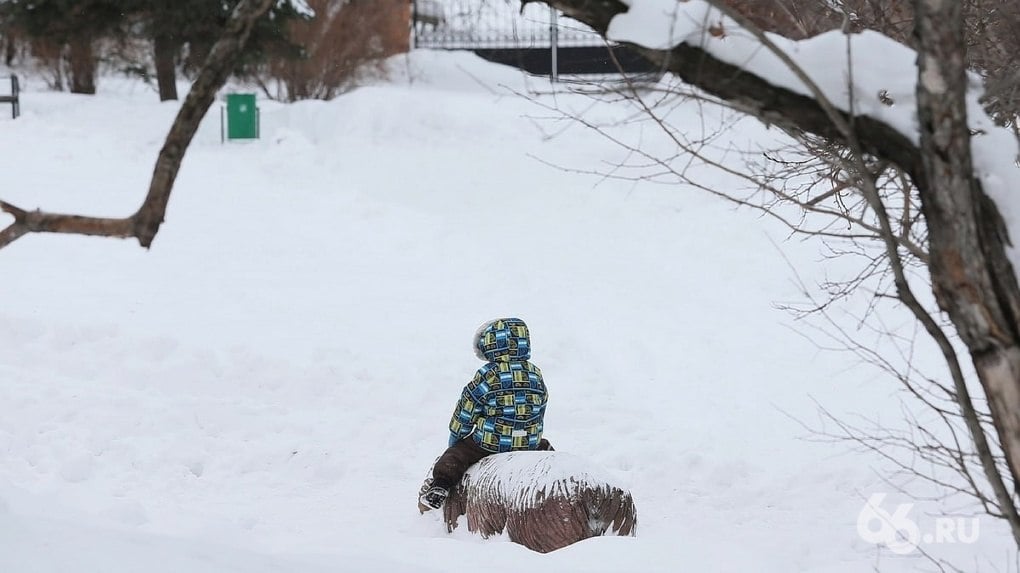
[448,318,548,453]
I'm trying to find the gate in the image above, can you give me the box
[411,0,658,77]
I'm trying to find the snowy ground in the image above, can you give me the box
[0,52,1013,571]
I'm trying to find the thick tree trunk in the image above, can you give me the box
[153,34,179,102]
[68,32,96,95]
[913,0,1020,540]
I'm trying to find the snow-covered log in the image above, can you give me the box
[441,451,636,553]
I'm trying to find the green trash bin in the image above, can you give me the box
[223,93,259,141]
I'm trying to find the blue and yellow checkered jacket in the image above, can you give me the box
[448,318,547,453]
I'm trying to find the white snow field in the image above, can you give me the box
[0,51,1012,571]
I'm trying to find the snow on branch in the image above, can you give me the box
[279,0,315,18]
[605,0,1020,236]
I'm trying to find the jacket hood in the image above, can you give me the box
[474,318,531,362]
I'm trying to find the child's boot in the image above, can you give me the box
[419,485,449,511]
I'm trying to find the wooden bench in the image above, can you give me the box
[0,75,20,119]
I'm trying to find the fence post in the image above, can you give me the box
[549,7,559,83]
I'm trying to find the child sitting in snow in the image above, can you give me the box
[419,317,551,511]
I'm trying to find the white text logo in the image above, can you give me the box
[856,493,980,554]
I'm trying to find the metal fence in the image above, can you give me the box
[412,0,604,49]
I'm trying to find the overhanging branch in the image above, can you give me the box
[535,0,926,188]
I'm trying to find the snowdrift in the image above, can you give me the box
[441,451,637,553]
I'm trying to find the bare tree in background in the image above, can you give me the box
[0,0,276,248]
[525,0,1020,549]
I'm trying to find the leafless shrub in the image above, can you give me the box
[261,0,409,101]
[27,37,66,91]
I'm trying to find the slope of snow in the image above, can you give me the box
[0,50,1012,571]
